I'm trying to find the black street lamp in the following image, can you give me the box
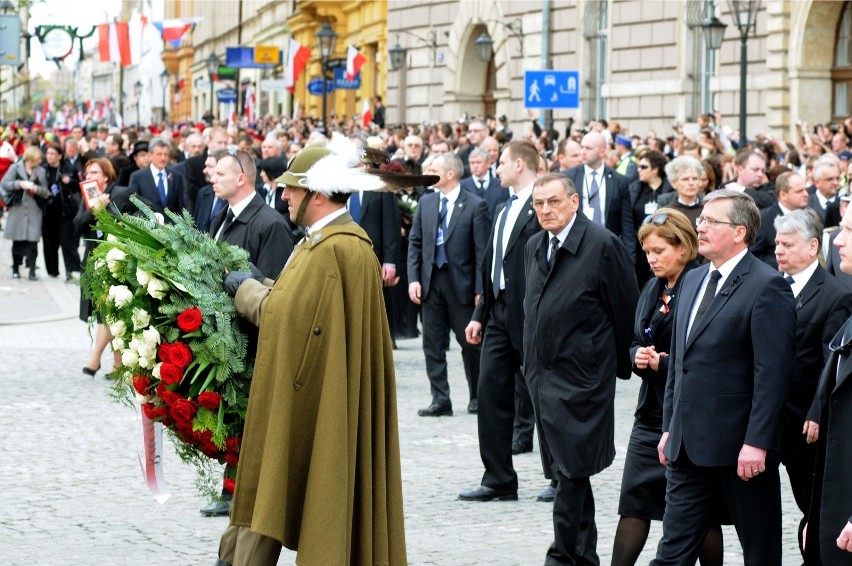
[474,32,493,63]
[134,79,142,127]
[314,21,337,128]
[159,69,169,122]
[206,52,219,120]
[701,16,727,114]
[728,0,761,144]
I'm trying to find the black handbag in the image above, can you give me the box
[3,188,23,207]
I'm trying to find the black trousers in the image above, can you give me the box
[477,297,536,491]
[42,216,81,276]
[421,268,479,407]
[653,444,782,566]
[545,472,599,565]
[11,241,37,268]
[781,416,818,556]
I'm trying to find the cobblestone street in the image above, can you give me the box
[0,237,803,565]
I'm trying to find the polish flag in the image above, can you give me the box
[244,85,255,125]
[345,45,366,80]
[227,101,236,129]
[98,17,144,67]
[43,99,53,118]
[361,98,372,128]
[284,38,310,93]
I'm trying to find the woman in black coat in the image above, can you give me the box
[611,208,723,566]
[629,150,672,288]
[41,142,82,279]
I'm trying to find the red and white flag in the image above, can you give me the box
[244,85,255,124]
[361,98,372,128]
[42,98,53,118]
[345,45,366,80]
[284,38,310,93]
[227,101,237,129]
[98,16,145,67]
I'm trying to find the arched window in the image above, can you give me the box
[833,1,852,118]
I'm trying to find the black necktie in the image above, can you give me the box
[549,236,560,268]
[784,275,795,285]
[478,179,486,192]
[691,270,722,333]
[218,209,235,240]
[492,195,518,297]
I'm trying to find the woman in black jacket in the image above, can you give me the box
[629,150,672,287]
[42,142,82,280]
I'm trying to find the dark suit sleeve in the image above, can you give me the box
[744,274,797,450]
[253,219,293,280]
[601,233,640,379]
[128,171,141,197]
[381,192,401,266]
[407,203,424,284]
[619,178,637,263]
[822,289,852,363]
[472,198,490,297]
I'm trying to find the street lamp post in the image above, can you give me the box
[159,70,169,123]
[134,79,142,127]
[728,0,761,144]
[701,16,727,114]
[206,52,219,121]
[314,21,337,129]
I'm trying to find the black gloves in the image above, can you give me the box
[223,263,265,297]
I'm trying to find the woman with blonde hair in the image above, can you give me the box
[1,146,48,279]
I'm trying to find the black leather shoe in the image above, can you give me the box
[512,439,533,455]
[418,403,452,417]
[200,499,231,517]
[467,399,478,414]
[537,482,557,502]
[458,485,518,501]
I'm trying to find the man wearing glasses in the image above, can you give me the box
[523,172,638,564]
[653,189,797,564]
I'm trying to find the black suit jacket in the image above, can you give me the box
[564,164,636,262]
[407,188,490,305]
[663,253,797,466]
[209,192,293,279]
[826,230,852,290]
[192,185,226,234]
[460,173,510,221]
[355,191,402,266]
[181,152,209,214]
[471,193,540,351]
[749,203,784,269]
[523,213,638,478]
[808,192,833,224]
[128,166,186,216]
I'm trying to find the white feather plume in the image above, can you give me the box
[304,153,384,196]
[326,132,365,167]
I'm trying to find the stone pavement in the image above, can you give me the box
[0,235,804,565]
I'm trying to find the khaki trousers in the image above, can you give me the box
[217,524,282,566]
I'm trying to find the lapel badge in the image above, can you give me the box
[311,233,323,245]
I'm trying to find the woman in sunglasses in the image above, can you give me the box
[630,150,672,286]
[611,208,724,566]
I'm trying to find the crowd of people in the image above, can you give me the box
[4,108,852,565]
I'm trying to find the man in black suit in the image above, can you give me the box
[457,119,489,168]
[347,181,401,287]
[459,140,542,503]
[725,149,776,210]
[209,148,292,279]
[654,189,797,565]
[128,136,186,216]
[807,161,841,226]
[773,208,852,558]
[408,152,490,417]
[183,126,230,215]
[459,147,509,220]
[749,171,809,268]
[804,203,852,564]
[564,131,636,261]
[192,153,226,234]
[523,173,638,564]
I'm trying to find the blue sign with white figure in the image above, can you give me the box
[524,70,580,109]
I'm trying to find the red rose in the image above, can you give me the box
[171,398,198,423]
[158,343,174,364]
[156,383,180,406]
[197,391,222,410]
[225,437,241,453]
[132,375,151,395]
[177,307,203,332]
[169,342,193,369]
[159,362,184,385]
[224,452,239,466]
[141,403,157,420]
[223,478,236,494]
[149,405,170,422]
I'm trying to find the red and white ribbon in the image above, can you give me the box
[138,413,171,503]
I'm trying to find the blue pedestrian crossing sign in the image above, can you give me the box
[524,70,580,109]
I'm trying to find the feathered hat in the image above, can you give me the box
[275,132,438,196]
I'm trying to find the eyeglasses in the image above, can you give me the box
[643,212,669,226]
[696,216,739,229]
[637,164,651,170]
[227,146,246,174]
[532,198,566,210]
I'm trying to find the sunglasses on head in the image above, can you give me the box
[643,212,669,226]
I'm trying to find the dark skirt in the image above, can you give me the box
[618,421,667,520]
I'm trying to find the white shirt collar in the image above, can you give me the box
[228,192,256,219]
[512,181,534,202]
[785,259,819,297]
[439,185,462,205]
[583,163,605,178]
[549,213,577,245]
[816,191,835,209]
[149,164,166,177]
[777,202,794,215]
[710,247,749,281]
[309,206,348,234]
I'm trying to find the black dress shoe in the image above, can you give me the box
[512,439,533,455]
[537,482,557,502]
[82,365,101,377]
[467,399,478,414]
[418,403,452,417]
[458,485,518,501]
[200,499,231,517]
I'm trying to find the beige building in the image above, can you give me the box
[387,0,852,142]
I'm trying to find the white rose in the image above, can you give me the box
[136,341,152,360]
[146,277,169,300]
[136,268,152,286]
[106,234,118,243]
[153,212,165,225]
[93,258,106,271]
[121,349,139,367]
[105,247,126,275]
[142,326,161,347]
[109,319,127,337]
[152,362,162,379]
[108,285,133,308]
[131,308,151,330]
[138,353,156,370]
[111,337,125,350]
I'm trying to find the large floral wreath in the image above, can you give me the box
[82,197,252,497]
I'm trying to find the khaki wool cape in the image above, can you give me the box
[230,215,407,565]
